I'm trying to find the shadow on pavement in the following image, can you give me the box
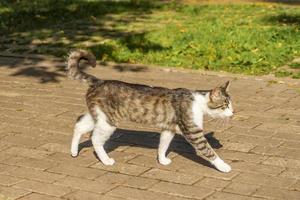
[77,128,223,169]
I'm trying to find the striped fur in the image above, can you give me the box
[68,50,233,172]
[67,49,100,86]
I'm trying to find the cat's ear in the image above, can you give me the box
[210,87,222,102]
[221,81,230,92]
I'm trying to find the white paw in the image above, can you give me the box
[211,157,232,173]
[102,158,115,166]
[215,161,231,173]
[159,157,172,165]
[71,149,78,157]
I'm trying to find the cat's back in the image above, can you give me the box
[87,80,175,99]
[86,80,191,126]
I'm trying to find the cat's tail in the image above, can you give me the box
[66,49,100,85]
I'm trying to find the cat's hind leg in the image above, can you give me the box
[91,108,116,166]
[158,130,175,165]
[71,113,95,157]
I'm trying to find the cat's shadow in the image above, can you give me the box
[77,129,223,169]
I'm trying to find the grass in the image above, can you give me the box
[1,0,300,78]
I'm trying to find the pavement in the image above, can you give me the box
[0,53,299,200]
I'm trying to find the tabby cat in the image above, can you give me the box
[68,50,233,173]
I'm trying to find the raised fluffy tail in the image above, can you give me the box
[66,49,100,85]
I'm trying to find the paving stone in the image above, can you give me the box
[39,143,70,154]
[0,152,12,162]
[262,157,300,169]
[54,176,116,194]
[0,164,18,174]
[128,155,174,169]
[223,182,260,196]
[47,152,97,167]
[250,146,272,155]
[193,177,230,191]
[291,180,300,191]
[0,185,30,200]
[282,141,300,149]
[0,108,36,121]
[1,135,44,148]
[150,181,214,199]
[95,172,158,189]
[205,191,261,200]
[234,172,297,189]
[230,161,284,176]
[222,142,256,153]
[256,123,300,135]
[253,187,300,200]
[63,190,120,200]
[141,168,201,185]
[228,118,262,129]
[107,151,137,163]
[0,141,13,153]
[107,186,193,200]
[0,174,24,186]
[4,167,66,183]
[228,135,282,147]
[225,126,275,138]
[14,180,72,197]
[124,145,168,158]
[91,162,150,176]
[279,168,300,180]
[47,164,106,179]
[218,150,267,163]
[3,157,58,170]
[3,147,51,159]
[19,193,62,200]
[251,146,300,159]
[273,131,300,141]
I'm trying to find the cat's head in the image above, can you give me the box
[205,81,234,118]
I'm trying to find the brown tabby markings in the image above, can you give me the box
[67,50,233,171]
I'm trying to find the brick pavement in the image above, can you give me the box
[0,54,299,200]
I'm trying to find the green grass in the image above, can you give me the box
[1,0,300,77]
[289,62,300,69]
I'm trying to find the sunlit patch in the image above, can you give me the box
[213,118,230,129]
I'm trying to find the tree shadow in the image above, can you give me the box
[11,66,65,83]
[119,33,165,53]
[0,0,159,33]
[260,0,300,5]
[77,128,223,169]
[112,65,148,72]
[0,0,165,83]
[265,13,300,26]
[0,55,89,83]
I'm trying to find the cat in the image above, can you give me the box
[67,49,233,173]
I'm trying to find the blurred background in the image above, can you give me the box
[0,0,299,78]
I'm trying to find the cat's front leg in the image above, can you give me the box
[210,156,231,173]
[158,130,175,165]
[182,126,231,173]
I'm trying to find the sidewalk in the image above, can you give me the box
[0,54,299,200]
